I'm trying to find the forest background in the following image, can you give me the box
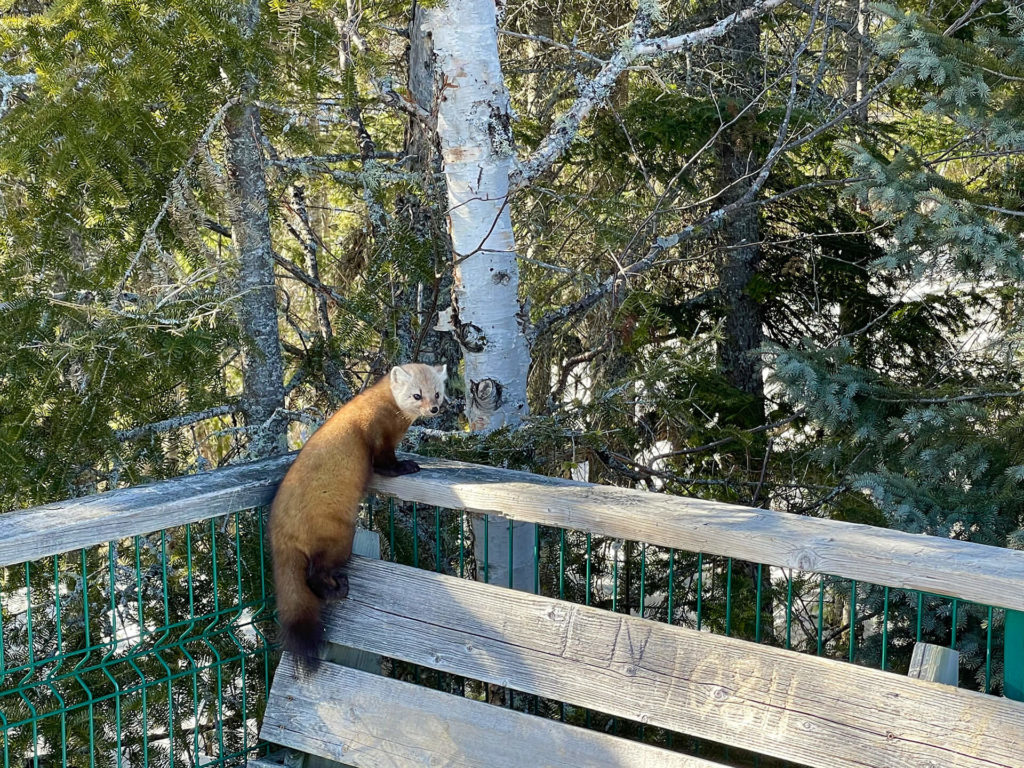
[1,0,1023,693]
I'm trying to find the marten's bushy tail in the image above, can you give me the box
[273,546,323,672]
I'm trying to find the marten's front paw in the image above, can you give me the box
[376,459,421,477]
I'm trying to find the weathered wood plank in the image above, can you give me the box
[372,454,1024,614]
[307,528,382,768]
[5,452,1024,616]
[261,654,728,768]
[322,557,1024,768]
[0,454,294,567]
[909,642,959,686]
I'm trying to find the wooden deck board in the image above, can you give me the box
[261,655,727,768]
[318,557,1024,768]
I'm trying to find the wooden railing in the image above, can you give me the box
[6,452,1023,612]
[3,452,1024,768]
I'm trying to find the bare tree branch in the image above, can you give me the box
[529,60,906,342]
[510,0,791,190]
[116,405,241,441]
[272,251,373,325]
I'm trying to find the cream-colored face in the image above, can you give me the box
[390,363,447,420]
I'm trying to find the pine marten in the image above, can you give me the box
[269,363,447,668]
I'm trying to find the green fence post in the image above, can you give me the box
[1006,609,1024,701]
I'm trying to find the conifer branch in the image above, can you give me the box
[118,97,241,294]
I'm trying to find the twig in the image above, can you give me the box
[511,0,790,189]
[0,70,37,118]
[116,405,241,441]
[498,29,606,65]
[272,252,371,324]
[876,389,1024,405]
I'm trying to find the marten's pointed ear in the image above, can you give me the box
[435,364,447,380]
[390,366,412,386]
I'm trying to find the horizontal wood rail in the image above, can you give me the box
[319,557,1024,768]
[264,656,724,768]
[374,456,1024,613]
[3,453,1024,614]
[0,454,295,567]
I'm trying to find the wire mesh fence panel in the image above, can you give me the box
[0,508,275,768]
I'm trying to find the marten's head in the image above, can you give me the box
[390,363,447,420]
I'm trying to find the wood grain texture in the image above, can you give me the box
[321,557,1024,768]
[308,529,383,768]
[909,642,960,687]
[372,454,1024,613]
[5,452,1024,616]
[261,654,728,768]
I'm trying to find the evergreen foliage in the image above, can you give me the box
[2,2,1023,757]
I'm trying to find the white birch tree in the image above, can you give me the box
[417,0,792,589]
[421,0,536,590]
[424,0,531,434]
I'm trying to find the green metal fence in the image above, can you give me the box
[1,473,1021,768]
[366,497,1013,689]
[0,510,275,768]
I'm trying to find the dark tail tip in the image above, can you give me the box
[280,615,323,674]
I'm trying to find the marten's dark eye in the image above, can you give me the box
[413,393,422,401]
[434,392,439,399]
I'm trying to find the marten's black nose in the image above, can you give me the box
[430,406,439,413]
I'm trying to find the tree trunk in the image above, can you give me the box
[422,0,531,432]
[421,0,534,592]
[225,1,286,458]
[715,6,774,640]
[716,12,766,411]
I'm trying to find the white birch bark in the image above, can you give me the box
[423,0,530,433]
[421,0,535,591]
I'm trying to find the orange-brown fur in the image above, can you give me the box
[269,364,445,667]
